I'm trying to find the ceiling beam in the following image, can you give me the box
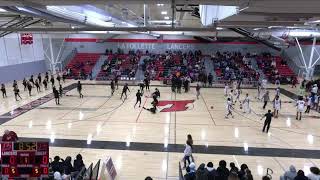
[241,12,320,18]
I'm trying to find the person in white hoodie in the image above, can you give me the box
[183,141,192,168]
[307,167,320,180]
[280,165,297,180]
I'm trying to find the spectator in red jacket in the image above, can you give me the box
[2,130,18,142]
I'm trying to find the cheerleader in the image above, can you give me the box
[243,93,251,113]
[225,98,234,118]
[273,95,281,118]
[296,96,305,120]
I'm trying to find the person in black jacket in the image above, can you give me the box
[35,79,41,92]
[22,78,27,91]
[294,170,308,180]
[206,162,217,180]
[63,156,74,175]
[51,156,64,174]
[50,75,55,87]
[238,164,248,180]
[217,160,229,180]
[37,73,42,85]
[184,166,196,180]
[120,83,130,100]
[73,154,85,172]
[43,79,48,90]
[110,80,115,96]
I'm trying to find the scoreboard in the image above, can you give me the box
[1,142,49,178]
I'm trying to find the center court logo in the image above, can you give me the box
[157,100,195,112]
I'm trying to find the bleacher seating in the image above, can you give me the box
[65,53,101,79]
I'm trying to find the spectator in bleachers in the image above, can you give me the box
[294,170,308,180]
[217,160,229,180]
[196,163,208,180]
[230,162,239,174]
[244,169,253,180]
[307,167,320,180]
[73,154,85,172]
[280,165,297,180]
[206,162,217,180]
[63,156,74,175]
[228,171,240,180]
[238,164,248,180]
[51,156,64,174]
[145,177,153,180]
[184,166,196,180]
[2,129,18,142]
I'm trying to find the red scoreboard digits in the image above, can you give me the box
[1,142,49,178]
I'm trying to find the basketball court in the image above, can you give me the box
[0,79,319,179]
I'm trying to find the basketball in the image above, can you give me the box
[211,106,214,109]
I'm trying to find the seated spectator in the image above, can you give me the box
[145,176,153,180]
[73,154,85,172]
[230,162,239,174]
[51,156,64,174]
[294,170,308,180]
[280,165,297,180]
[244,169,253,180]
[229,171,240,180]
[185,166,196,180]
[63,156,74,175]
[307,167,320,180]
[206,162,217,180]
[196,163,208,179]
[238,164,248,180]
[217,160,230,180]
[262,176,271,180]
[54,171,62,180]
[2,129,18,142]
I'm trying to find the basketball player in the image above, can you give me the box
[143,94,158,114]
[273,95,281,118]
[1,84,7,98]
[243,93,250,113]
[257,82,261,100]
[13,86,22,101]
[120,83,130,100]
[110,80,115,96]
[234,88,241,104]
[22,78,27,91]
[27,81,32,96]
[57,74,61,85]
[50,75,55,87]
[144,77,150,92]
[59,84,63,97]
[53,86,60,105]
[29,75,35,87]
[45,72,49,82]
[35,79,41,92]
[37,73,42,86]
[225,98,234,118]
[12,80,17,89]
[228,89,234,104]
[139,82,145,94]
[134,90,142,108]
[196,84,201,100]
[261,110,273,133]
[305,95,311,113]
[224,83,229,96]
[77,81,84,98]
[262,91,270,109]
[114,76,119,90]
[296,96,305,120]
[43,78,48,90]
[152,88,160,99]
[275,87,280,97]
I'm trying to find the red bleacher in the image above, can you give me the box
[274,56,295,76]
[66,53,101,78]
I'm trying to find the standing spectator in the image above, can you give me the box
[216,160,229,180]
[196,163,208,180]
[280,165,297,180]
[244,169,253,180]
[51,156,64,174]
